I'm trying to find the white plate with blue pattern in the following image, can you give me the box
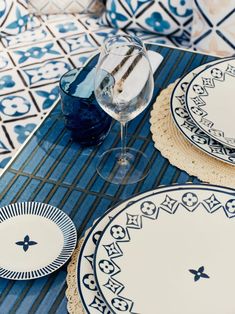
[170,58,235,165]
[186,58,235,149]
[94,185,235,314]
[0,202,77,280]
[77,187,175,314]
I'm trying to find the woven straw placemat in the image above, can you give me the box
[150,82,235,188]
[66,235,86,314]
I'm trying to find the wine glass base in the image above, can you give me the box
[96,147,150,185]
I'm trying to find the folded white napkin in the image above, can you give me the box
[148,50,164,73]
[117,50,163,101]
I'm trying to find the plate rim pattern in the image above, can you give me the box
[185,57,235,148]
[170,58,235,166]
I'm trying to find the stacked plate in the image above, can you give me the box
[77,184,235,313]
[170,57,235,165]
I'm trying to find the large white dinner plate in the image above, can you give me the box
[170,58,235,165]
[94,185,235,314]
[77,186,188,313]
[0,202,77,280]
[186,58,235,148]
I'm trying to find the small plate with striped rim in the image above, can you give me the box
[0,202,77,280]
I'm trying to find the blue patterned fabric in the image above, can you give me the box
[0,0,34,36]
[99,0,193,45]
[190,0,235,57]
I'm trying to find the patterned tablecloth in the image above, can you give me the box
[0,44,217,313]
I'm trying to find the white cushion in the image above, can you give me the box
[28,0,104,15]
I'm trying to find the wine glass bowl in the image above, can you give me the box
[95,35,154,184]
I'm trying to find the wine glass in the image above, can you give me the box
[94,35,154,185]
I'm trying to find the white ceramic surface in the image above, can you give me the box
[94,185,235,314]
[170,58,235,165]
[77,186,181,313]
[0,202,77,280]
[186,58,235,148]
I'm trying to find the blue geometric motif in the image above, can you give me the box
[110,225,126,240]
[146,12,170,33]
[105,0,128,28]
[0,157,11,168]
[182,192,198,208]
[160,195,178,212]
[126,213,141,227]
[0,141,10,153]
[14,43,60,64]
[35,86,59,110]
[82,273,97,291]
[62,35,95,53]
[6,8,29,33]
[2,29,48,47]
[0,75,15,89]
[226,64,235,77]
[0,0,6,18]
[189,266,210,282]
[0,55,8,70]
[99,260,115,274]
[104,278,123,294]
[111,298,128,311]
[78,56,89,64]
[56,22,78,33]
[210,68,224,80]
[140,201,157,216]
[168,0,193,17]
[203,194,221,213]
[225,199,235,216]
[104,242,122,257]
[90,296,107,313]
[85,253,94,267]
[93,231,102,245]
[23,61,71,85]
[14,124,36,144]
[202,77,215,88]
[95,29,124,41]
[126,0,149,14]
[15,235,37,252]
[0,96,31,117]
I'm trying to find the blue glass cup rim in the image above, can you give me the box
[59,67,96,100]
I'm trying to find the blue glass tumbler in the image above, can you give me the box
[59,57,112,146]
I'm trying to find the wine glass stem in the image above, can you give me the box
[120,122,127,165]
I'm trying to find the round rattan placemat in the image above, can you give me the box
[150,82,235,188]
[66,235,86,314]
